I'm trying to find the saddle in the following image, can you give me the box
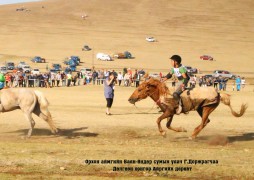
[179,87,195,114]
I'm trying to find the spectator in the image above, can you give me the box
[218,76,223,90]
[213,77,218,90]
[92,70,98,85]
[117,72,123,86]
[202,76,207,87]
[222,78,229,91]
[5,73,11,88]
[38,73,44,87]
[28,74,35,87]
[77,71,82,86]
[235,76,241,91]
[43,73,50,88]
[206,78,212,87]
[241,77,246,90]
[104,72,117,115]
[19,73,24,87]
[189,75,196,88]
[132,70,138,87]
[51,73,56,87]
[99,70,104,85]
[82,73,87,85]
[67,73,72,87]
[72,74,78,86]
[56,72,61,87]
[198,76,203,87]
[61,72,66,86]
[124,72,130,87]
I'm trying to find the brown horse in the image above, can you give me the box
[0,88,58,137]
[128,78,247,139]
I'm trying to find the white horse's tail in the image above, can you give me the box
[34,90,58,133]
[34,90,49,108]
[34,90,51,119]
[220,93,247,117]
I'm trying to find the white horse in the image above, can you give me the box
[0,88,58,137]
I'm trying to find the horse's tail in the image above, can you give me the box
[34,90,52,120]
[220,93,247,117]
[34,90,49,109]
[34,90,58,133]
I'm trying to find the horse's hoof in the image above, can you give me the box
[160,131,166,137]
[21,136,27,140]
[189,136,196,140]
[180,127,187,132]
[52,128,60,134]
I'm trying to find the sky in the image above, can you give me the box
[0,0,41,5]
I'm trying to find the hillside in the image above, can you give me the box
[0,0,253,74]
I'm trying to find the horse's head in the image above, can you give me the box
[128,78,162,104]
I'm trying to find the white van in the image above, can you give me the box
[96,53,112,61]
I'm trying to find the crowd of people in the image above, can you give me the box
[0,69,247,92]
[187,75,246,91]
[0,68,145,89]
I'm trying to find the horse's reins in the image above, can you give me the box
[133,88,160,113]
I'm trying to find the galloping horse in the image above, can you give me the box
[0,88,58,137]
[128,78,247,139]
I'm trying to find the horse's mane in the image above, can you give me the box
[147,78,172,97]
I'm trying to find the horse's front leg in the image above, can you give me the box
[156,111,171,136]
[166,116,187,132]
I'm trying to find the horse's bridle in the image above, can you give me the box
[133,86,159,113]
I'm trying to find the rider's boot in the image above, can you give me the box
[173,92,182,115]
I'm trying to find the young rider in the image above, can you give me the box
[163,55,189,114]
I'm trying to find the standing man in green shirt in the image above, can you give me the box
[163,55,189,114]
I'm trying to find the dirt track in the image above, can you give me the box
[0,85,253,179]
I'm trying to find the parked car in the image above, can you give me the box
[212,70,236,79]
[31,69,40,75]
[17,62,27,68]
[70,56,80,65]
[82,45,92,51]
[22,65,31,73]
[113,51,132,59]
[0,66,7,74]
[6,62,15,70]
[49,69,59,74]
[184,66,198,74]
[31,56,46,63]
[146,37,156,42]
[200,55,214,61]
[64,67,72,74]
[64,56,80,66]
[204,74,213,79]
[52,64,62,71]
[96,53,112,61]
